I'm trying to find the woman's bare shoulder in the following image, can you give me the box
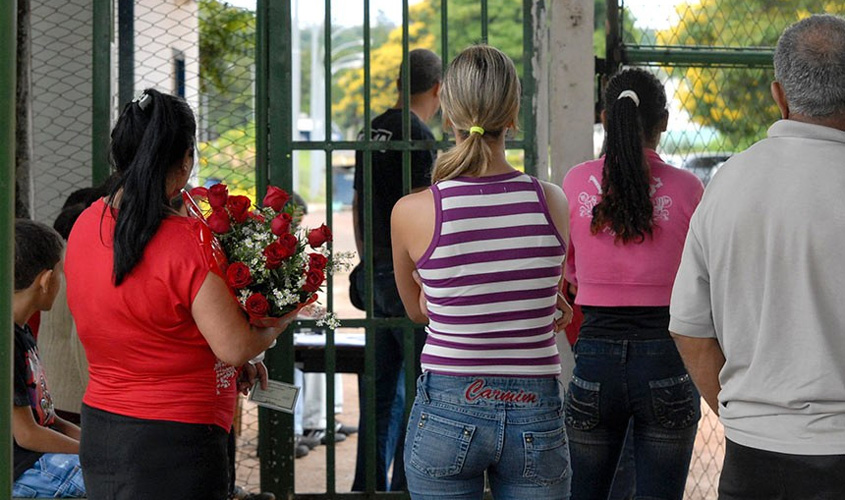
[392,187,435,221]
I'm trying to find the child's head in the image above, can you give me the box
[432,45,521,183]
[15,219,65,311]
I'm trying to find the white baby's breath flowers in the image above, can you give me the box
[315,312,341,330]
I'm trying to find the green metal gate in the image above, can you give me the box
[255,1,538,497]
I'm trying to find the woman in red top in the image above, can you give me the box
[65,89,292,499]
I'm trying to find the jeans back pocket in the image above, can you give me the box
[523,425,571,486]
[409,411,475,478]
[564,375,601,431]
[649,373,701,429]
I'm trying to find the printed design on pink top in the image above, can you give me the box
[577,174,602,218]
[464,379,538,404]
[214,360,237,395]
[578,175,673,223]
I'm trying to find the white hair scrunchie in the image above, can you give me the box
[617,90,640,107]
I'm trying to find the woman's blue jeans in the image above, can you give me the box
[565,338,700,500]
[405,372,571,500]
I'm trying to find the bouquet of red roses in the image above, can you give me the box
[184,183,340,328]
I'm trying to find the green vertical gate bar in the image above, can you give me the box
[361,0,378,493]
[605,0,621,77]
[521,0,537,176]
[255,0,268,202]
[481,0,488,43]
[322,0,340,493]
[260,0,296,496]
[400,0,417,455]
[441,0,448,83]
[1,0,17,492]
[117,0,134,108]
[92,0,112,186]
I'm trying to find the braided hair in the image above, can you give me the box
[591,69,668,243]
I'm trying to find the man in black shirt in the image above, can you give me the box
[351,48,441,492]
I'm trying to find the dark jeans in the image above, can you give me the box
[564,338,700,500]
[352,264,426,492]
[81,404,229,500]
[720,439,845,500]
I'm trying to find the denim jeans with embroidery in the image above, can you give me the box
[565,338,700,500]
[404,372,571,500]
[12,453,86,498]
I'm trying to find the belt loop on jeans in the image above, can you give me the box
[418,372,431,403]
[621,340,628,364]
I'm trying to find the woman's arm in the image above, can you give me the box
[13,406,79,454]
[540,181,570,243]
[391,190,435,324]
[192,272,293,366]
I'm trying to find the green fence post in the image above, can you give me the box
[92,0,112,186]
[1,0,18,493]
[260,0,296,496]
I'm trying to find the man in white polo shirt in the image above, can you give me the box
[669,14,845,499]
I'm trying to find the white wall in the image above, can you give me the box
[29,0,199,224]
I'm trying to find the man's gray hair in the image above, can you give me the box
[774,14,845,117]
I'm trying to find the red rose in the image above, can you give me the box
[245,293,270,318]
[263,186,290,212]
[302,268,325,293]
[226,262,252,289]
[189,186,208,199]
[207,209,231,234]
[308,253,328,270]
[271,213,293,236]
[208,183,229,209]
[307,224,332,247]
[248,210,266,223]
[263,242,286,269]
[226,195,252,223]
[280,232,298,253]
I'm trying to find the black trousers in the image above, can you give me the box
[719,438,845,500]
[81,404,229,500]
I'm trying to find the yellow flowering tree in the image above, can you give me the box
[660,1,845,149]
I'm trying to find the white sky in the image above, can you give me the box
[223,0,684,30]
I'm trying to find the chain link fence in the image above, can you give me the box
[29,0,97,223]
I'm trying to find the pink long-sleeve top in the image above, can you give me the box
[562,150,704,306]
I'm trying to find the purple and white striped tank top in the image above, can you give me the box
[416,170,566,377]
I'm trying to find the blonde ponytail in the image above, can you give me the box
[432,132,495,182]
[432,45,521,183]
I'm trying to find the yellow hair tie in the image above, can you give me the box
[469,126,485,136]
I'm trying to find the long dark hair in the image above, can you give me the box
[107,88,196,285]
[591,69,667,243]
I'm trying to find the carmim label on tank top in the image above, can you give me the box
[464,379,538,404]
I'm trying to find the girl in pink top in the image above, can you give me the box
[561,69,704,500]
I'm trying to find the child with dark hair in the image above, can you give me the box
[12,218,86,498]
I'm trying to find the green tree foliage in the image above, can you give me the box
[333,0,524,138]
[198,0,256,193]
[660,1,845,149]
[199,0,254,138]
